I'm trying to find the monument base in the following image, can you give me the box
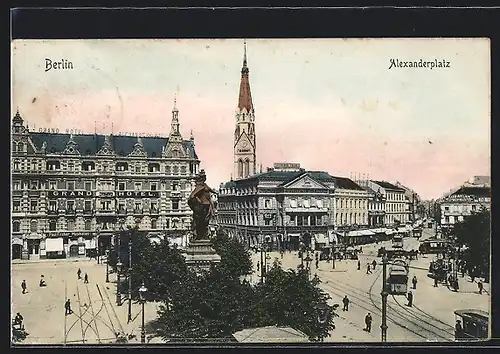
[184,239,221,272]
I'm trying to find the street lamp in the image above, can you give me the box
[116,261,123,305]
[138,282,148,344]
[105,248,110,283]
[127,235,132,322]
[380,254,389,342]
[331,244,336,270]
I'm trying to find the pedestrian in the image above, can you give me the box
[478,280,483,295]
[65,299,72,315]
[364,313,372,332]
[372,259,377,270]
[77,268,82,280]
[21,280,27,294]
[257,261,260,272]
[407,291,413,307]
[84,273,89,284]
[366,264,372,274]
[357,260,361,271]
[412,276,417,290]
[315,258,319,269]
[39,275,47,287]
[342,295,350,311]
[13,312,24,330]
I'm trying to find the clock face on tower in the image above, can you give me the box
[241,141,248,148]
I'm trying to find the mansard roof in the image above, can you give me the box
[29,132,198,159]
[450,186,490,198]
[221,170,364,191]
[371,180,406,192]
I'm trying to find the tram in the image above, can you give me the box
[454,309,489,341]
[392,235,404,248]
[386,258,409,295]
[378,247,408,260]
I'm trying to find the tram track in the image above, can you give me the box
[319,269,453,341]
[85,284,101,343]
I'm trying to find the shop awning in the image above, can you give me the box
[385,229,394,235]
[360,230,375,236]
[371,228,385,234]
[45,237,64,252]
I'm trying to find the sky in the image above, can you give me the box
[11,38,490,200]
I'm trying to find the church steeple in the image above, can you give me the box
[234,40,257,180]
[163,95,186,158]
[169,95,182,142]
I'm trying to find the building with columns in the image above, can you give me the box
[218,163,369,250]
[233,41,257,180]
[363,180,411,226]
[11,102,200,260]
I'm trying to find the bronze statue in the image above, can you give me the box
[188,170,218,240]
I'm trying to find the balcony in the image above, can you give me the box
[95,209,115,216]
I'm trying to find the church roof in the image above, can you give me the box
[238,41,253,112]
[371,180,405,192]
[29,132,198,159]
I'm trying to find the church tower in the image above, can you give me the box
[234,40,257,179]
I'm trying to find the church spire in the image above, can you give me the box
[238,39,253,112]
[168,95,183,144]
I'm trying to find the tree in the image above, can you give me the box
[453,208,490,279]
[212,228,253,279]
[251,262,337,341]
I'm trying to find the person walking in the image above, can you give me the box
[77,268,82,280]
[65,299,72,315]
[21,280,27,294]
[357,260,361,271]
[315,257,319,269]
[366,264,372,274]
[372,259,377,270]
[407,291,413,307]
[364,313,373,333]
[342,295,350,311]
[412,276,418,290]
[39,275,47,287]
[434,277,438,287]
[13,312,24,330]
[478,280,484,295]
[84,273,89,284]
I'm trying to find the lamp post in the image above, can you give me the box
[116,261,123,306]
[380,253,388,342]
[105,248,110,283]
[331,244,336,270]
[138,282,148,344]
[127,236,132,322]
[259,234,264,283]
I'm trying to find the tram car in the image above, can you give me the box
[454,309,489,341]
[378,247,409,260]
[392,235,404,248]
[386,258,409,295]
[419,239,453,255]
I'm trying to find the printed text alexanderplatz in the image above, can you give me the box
[389,59,451,70]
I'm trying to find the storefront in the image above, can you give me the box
[12,237,23,260]
[45,237,65,259]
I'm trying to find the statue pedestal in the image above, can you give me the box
[184,239,221,272]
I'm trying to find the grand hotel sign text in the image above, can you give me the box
[48,191,160,198]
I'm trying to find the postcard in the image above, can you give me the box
[11,38,490,345]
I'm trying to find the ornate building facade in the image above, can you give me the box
[365,180,411,226]
[233,41,257,180]
[11,102,200,260]
[218,163,369,250]
[438,186,491,230]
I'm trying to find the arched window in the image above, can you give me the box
[85,219,92,230]
[49,220,57,231]
[244,159,250,177]
[13,160,20,170]
[12,142,17,152]
[13,221,20,232]
[151,219,157,229]
[237,159,243,178]
[18,142,24,152]
[30,220,38,233]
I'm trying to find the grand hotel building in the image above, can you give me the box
[11,102,200,260]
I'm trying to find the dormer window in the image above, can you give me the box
[148,163,160,172]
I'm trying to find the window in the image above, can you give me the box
[67,181,75,191]
[297,216,303,226]
[172,199,179,210]
[13,181,21,190]
[30,181,38,190]
[150,182,157,191]
[151,202,157,212]
[303,199,310,208]
[13,201,21,212]
[49,200,57,211]
[31,161,37,170]
[135,182,142,191]
[49,181,57,190]
[135,202,142,211]
[316,215,322,225]
[85,219,92,230]
[444,206,449,211]
[30,220,38,232]
[85,182,92,191]
[84,200,92,211]
[264,199,271,208]
[68,220,75,231]
[310,215,316,226]
[472,205,477,211]
[13,221,21,232]
[151,219,157,229]
[14,160,20,170]
[67,201,75,212]
[180,166,186,174]
[118,182,126,191]
[445,216,450,223]
[68,163,74,172]
[49,220,57,231]
[118,202,125,212]
[317,199,323,208]
[172,182,179,191]
[30,200,38,212]
[265,219,271,226]
[135,166,141,173]
[173,166,179,175]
